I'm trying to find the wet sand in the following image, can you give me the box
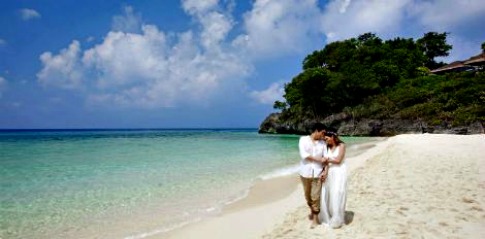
[156,134,484,239]
[161,135,391,239]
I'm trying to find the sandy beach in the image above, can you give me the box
[161,134,484,239]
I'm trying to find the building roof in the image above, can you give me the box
[463,52,485,65]
[430,61,467,73]
[430,51,485,74]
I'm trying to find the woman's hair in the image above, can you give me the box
[326,131,344,145]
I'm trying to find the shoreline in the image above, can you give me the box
[159,137,391,239]
[162,176,302,239]
[159,134,484,238]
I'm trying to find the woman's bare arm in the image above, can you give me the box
[328,144,346,164]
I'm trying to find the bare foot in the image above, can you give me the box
[310,222,317,229]
[310,213,319,228]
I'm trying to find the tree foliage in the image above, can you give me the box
[416,32,452,69]
[277,32,484,127]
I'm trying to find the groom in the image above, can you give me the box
[298,123,327,228]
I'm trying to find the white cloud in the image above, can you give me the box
[0,76,7,97]
[321,0,411,41]
[38,6,250,108]
[81,25,249,108]
[339,0,352,13]
[409,0,485,30]
[319,0,485,61]
[20,8,41,21]
[112,6,142,33]
[36,1,485,109]
[320,0,485,42]
[82,26,168,88]
[233,0,323,58]
[199,11,233,49]
[181,0,235,51]
[181,0,219,15]
[250,82,284,105]
[0,38,6,46]
[0,76,6,87]
[37,40,84,89]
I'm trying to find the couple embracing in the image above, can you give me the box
[298,123,347,229]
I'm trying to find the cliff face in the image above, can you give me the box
[258,113,484,136]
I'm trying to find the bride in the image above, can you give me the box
[319,131,347,228]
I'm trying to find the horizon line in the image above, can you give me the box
[0,127,259,131]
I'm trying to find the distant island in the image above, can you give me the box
[259,32,485,136]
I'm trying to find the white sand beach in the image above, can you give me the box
[161,134,485,239]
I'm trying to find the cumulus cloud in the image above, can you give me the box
[250,82,284,105]
[319,0,485,60]
[85,27,248,108]
[233,0,323,58]
[37,41,84,89]
[181,0,219,15]
[181,0,235,51]
[112,6,142,33]
[199,11,234,50]
[409,0,485,30]
[320,0,485,41]
[20,8,41,21]
[36,1,485,108]
[321,0,411,41]
[38,6,250,108]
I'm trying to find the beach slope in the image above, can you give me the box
[163,134,484,239]
[265,134,485,239]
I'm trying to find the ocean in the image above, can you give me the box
[0,129,377,239]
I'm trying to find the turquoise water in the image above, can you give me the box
[0,129,375,238]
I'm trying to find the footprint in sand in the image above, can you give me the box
[470,206,483,212]
[462,197,476,204]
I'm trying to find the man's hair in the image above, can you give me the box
[311,123,327,132]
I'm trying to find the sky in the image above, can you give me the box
[0,0,484,129]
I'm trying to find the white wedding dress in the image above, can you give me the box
[319,145,347,228]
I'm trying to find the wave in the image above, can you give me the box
[259,164,300,180]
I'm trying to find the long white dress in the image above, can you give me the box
[319,144,347,228]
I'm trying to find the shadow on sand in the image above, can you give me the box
[344,211,355,225]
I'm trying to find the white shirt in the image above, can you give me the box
[298,135,327,178]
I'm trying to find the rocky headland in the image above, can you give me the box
[258,112,484,136]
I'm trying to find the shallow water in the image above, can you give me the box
[0,129,378,238]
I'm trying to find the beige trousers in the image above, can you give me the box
[300,176,322,214]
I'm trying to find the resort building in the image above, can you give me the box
[431,52,485,74]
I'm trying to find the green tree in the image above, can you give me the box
[416,32,452,69]
[302,50,325,70]
[283,68,332,119]
[276,32,483,132]
[482,41,485,52]
[273,101,287,111]
[316,40,357,71]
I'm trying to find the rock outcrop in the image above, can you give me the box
[258,113,484,136]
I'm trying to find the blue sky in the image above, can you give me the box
[0,0,484,129]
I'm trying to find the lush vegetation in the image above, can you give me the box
[274,32,485,127]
